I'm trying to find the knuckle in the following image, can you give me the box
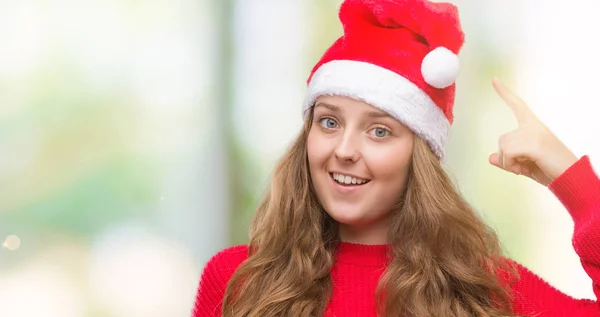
[503,148,516,159]
[498,133,510,147]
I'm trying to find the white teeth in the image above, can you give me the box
[332,173,368,185]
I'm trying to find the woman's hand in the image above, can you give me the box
[488,77,578,186]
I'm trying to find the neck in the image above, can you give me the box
[338,220,389,245]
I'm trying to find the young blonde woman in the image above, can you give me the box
[193,0,600,316]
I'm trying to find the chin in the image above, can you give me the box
[324,205,371,226]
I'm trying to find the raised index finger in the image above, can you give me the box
[492,77,536,125]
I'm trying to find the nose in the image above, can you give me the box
[334,130,360,163]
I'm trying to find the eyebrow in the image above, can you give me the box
[366,110,392,119]
[314,102,340,112]
[314,102,392,119]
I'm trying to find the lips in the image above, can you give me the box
[330,173,371,186]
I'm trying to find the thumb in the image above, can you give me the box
[488,153,501,168]
[489,152,522,175]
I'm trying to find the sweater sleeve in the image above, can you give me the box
[511,155,600,316]
[192,245,249,317]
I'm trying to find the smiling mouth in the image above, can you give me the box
[330,173,371,186]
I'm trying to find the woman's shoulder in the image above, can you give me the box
[208,244,250,260]
[201,244,250,278]
[194,245,249,316]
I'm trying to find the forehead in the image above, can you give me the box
[313,95,391,118]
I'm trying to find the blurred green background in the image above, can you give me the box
[1,0,598,316]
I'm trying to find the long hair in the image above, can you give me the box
[222,111,519,316]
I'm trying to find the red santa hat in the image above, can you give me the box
[302,0,465,159]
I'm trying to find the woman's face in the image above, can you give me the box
[307,95,414,244]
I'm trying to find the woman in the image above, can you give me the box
[193,0,600,316]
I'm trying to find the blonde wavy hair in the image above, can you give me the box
[222,109,520,316]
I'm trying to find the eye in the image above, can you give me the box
[319,117,339,129]
[369,127,391,138]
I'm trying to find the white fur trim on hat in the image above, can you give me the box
[302,60,450,159]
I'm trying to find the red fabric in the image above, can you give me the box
[307,0,465,123]
[192,156,600,316]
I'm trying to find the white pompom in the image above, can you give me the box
[421,47,459,89]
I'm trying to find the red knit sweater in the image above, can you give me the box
[193,156,600,316]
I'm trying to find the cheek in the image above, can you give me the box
[367,142,412,183]
[306,132,319,168]
[307,130,332,168]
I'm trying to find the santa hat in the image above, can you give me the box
[302,0,465,159]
